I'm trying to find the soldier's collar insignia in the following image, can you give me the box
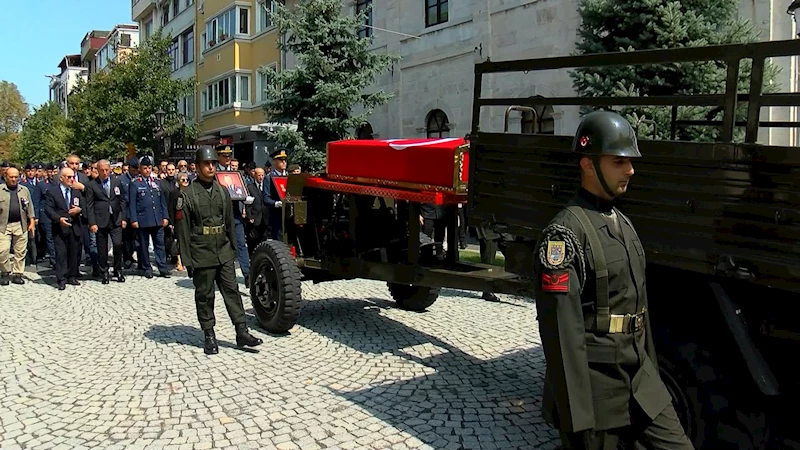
[546,241,566,266]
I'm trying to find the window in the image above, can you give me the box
[356,0,372,38]
[205,7,248,48]
[201,74,252,113]
[172,0,180,16]
[256,64,277,103]
[169,38,180,72]
[162,3,170,26]
[184,94,195,121]
[257,0,277,32]
[425,0,448,27]
[426,109,450,138]
[201,32,207,52]
[182,29,194,65]
[239,8,249,35]
[187,0,194,5]
[144,20,153,39]
[357,123,374,139]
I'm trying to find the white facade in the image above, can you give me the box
[49,56,88,116]
[96,24,141,71]
[345,0,799,145]
[133,0,197,124]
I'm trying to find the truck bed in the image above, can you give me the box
[467,40,800,294]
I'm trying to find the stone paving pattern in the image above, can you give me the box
[0,268,559,449]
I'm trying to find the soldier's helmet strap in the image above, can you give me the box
[566,206,610,333]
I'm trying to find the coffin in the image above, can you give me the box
[326,138,469,193]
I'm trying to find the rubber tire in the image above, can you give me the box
[387,283,439,311]
[249,239,302,333]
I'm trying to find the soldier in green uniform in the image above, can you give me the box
[175,147,263,355]
[534,111,694,449]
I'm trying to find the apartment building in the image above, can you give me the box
[195,0,283,168]
[133,0,197,126]
[80,30,110,78]
[347,0,799,145]
[48,55,88,116]
[94,24,141,72]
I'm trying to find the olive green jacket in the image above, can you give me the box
[533,190,671,433]
[175,180,237,269]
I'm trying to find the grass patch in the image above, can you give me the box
[458,249,505,267]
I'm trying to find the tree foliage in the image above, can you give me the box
[261,0,399,171]
[11,101,72,163]
[68,31,197,160]
[571,0,780,141]
[0,80,28,160]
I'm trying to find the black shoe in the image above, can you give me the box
[0,275,9,286]
[482,292,500,302]
[11,275,24,285]
[124,260,132,270]
[235,323,263,348]
[158,272,171,278]
[67,279,80,286]
[204,329,219,355]
[101,274,110,285]
[92,269,102,278]
[144,272,153,279]
[115,272,126,283]
[57,281,66,290]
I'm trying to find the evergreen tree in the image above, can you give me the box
[571,0,779,141]
[261,0,399,171]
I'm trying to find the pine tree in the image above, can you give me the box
[570,0,779,141]
[261,0,399,171]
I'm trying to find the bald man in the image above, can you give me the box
[45,167,85,290]
[0,167,36,285]
[244,167,268,255]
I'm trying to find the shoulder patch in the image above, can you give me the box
[537,223,578,270]
[546,241,566,266]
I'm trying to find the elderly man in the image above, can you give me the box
[45,167,84,290]
[85,160,127,283]
[0,167,36,285]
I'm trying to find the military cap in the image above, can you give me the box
[24,163,33,170]
[270,148,288,160]
[34,162,43,169]
[44,163,54,170]
[0,161,9,168]
[128,157,140,168]
[216,144,233,154]
[139,156,153,167]
[573,110,642,158]
[196,147,219,163]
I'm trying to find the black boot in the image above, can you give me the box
[204,329,219,355]
[235,324,263,348]
[482,292,500,302]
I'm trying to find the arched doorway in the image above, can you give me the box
[356,122,374,139]
[521,96,555,134]
[426,109,450,138]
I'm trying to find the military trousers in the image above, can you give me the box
[192,260,247,331]
[559,402,694,450]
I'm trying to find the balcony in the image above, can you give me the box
[80,30,110,62]
[132,0,155,22]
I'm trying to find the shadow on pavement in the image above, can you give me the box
[143,324,259,353]
[297,298,556,449]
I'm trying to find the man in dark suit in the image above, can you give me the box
[244,167,268,255]
[85,160,127,284]
[44,167,84,290]
[65,154,98,277]
[21,163,43,265]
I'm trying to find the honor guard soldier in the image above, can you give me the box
[263,148,288,240]
[127,156,170,278]
[175,147,263,355]
[533,111,693,450]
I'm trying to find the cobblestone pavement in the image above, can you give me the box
[0,267,558,450]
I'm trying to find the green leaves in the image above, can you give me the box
[572,0,779,142]
[66,30,197,161]
[260,0,399,172]
[11,101,71,163]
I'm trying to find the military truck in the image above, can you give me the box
[467,39,800,448]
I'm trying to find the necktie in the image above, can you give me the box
[64,188,70,207]
[104,180,112,214]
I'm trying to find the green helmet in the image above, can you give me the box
[572,110,642,158]
[195,147,218,163]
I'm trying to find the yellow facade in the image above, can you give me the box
[195,0,281,145]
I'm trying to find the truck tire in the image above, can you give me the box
[657,339,770,450]
[249,239,302,333]
[387,283,439,311]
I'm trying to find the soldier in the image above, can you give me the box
[263,148,288,240]
[175,148,263,355]
[533,111,693,449]
[128,156,170,279]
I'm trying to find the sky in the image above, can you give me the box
[0,0,132,111]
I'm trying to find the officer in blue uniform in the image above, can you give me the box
[263,148,288,240]
[127,156,170,278]
[21,163,43,265]
[38,163,56,267]
[120,157,140,269]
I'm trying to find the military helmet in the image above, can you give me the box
[572,111,642,158]
[195,147,218,163]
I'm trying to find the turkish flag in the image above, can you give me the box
[272,176,287,200]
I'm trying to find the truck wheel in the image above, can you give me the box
[387,283,439,311]
[250,239,302,333]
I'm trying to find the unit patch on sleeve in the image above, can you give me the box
[541,271,569,293]
[546,240,566,266]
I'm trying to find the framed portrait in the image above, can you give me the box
[215,170,247,201]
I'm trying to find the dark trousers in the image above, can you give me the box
[96,225,123,274]
[233,219,250,277]
[26,229,37,265]
[39,220,55,266]
[422,218,447,256]
[122,226,136,265]
[137,226,168,275]
[192,261,247,330]
[164,225,176,263]
[78,222,98,271]
[268,210,282,240]
[559,403,693,450]
[480,238,502,265]
[458,207,467,247]
[53,230,80,282]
